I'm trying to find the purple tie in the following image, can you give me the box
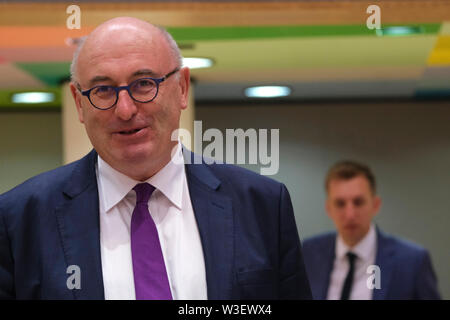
[131,183,172,300]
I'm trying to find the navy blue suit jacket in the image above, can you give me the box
[0,149,312,300]
[302,228,441,300]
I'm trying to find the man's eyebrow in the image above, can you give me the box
[86,69,158,88]
[87,76,113,87]
[131,69,158,78]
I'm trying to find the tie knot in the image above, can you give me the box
[346,252,357,264]
[133,183,155,204]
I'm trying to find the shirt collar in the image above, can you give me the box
[146,142,184,210]
[97,142,185,212]
[335,224,377,262]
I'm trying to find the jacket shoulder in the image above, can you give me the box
[379,231,429,259]
[302,232,336,253]
[0,160,80,215]
[211,161,280,184]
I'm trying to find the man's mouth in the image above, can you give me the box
[116,126,149,135]
[119,128,143,135]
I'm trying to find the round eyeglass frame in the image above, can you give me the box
[78,67,180,110]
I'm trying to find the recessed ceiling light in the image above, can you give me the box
[182,57,214,69]
[376,26,423,37]
[11,92,55,104]
[245,86,291,98]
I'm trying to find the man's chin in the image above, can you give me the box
[342,229,365,246]
[119,146,157,162]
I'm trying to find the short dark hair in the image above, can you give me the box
[325,160,376,194]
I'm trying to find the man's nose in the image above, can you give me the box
[344,204,357,220]
[114,89,138,121]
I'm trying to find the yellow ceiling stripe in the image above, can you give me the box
[428,36,450,65]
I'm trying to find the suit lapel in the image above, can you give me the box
[319,236,336,300]
[55,150,105,299]
[184,150,234,300]
[373,228,394,300]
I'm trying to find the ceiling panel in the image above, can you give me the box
[0,63,46,89]
[1,1,450,26]
[0,26,93,48]
[0,47,77,63]
[0,1,449,104]
[417,66,450,90]
[186,35,437,71]
[441,22,450,34]
[190,66,426,83]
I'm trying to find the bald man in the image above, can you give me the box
[0,17,312,300]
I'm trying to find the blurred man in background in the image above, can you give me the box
[302,160,440,300]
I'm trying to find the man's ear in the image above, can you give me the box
[69,82,84,123]
[178,67,190,110]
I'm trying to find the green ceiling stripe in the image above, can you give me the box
[15,62,71,86]
[167,23,441,42]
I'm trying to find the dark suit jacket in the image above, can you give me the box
[302,228,441,300]
[0,149,312,300]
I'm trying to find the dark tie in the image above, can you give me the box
[340,252,357,300]
[131,183,172,300]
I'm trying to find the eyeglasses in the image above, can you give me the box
[78,68,180,110]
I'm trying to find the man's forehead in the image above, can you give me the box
[328,177,372,196]
[79,21,166,62]
[78,38,170,83]
[83,33,161,58]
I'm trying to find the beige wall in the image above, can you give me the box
[62,82,92,164]
[0,111,62,193]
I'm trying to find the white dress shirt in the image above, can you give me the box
[327,224,377,300]
[96,143,207,300]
